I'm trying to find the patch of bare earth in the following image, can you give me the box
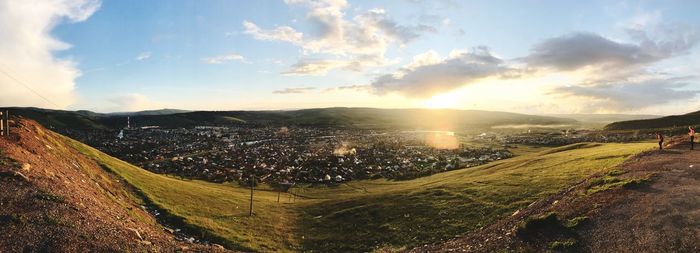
[0,118,231,252]
[410,140,700,252]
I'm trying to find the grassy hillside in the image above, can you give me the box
[12,107,578,131]
[293,142,649,251]
[605,110,700,131]
[60,133,649,252]
[61,136,299,252]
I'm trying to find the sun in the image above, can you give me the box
[423,92,461,109]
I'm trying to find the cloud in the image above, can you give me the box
[244,0,434,75]
[283,53,391,75]
[242,20,303,44]
[371,47,510,98]
[0,0,100,109]
[323,84,371,92]
[551,77,699,110]
[136,51,151,61]
[272,87,316,94]
[282,59,346,76]
[523,23,700,112]
[523,28,699,71]
[201,53,248,64]
[356,8,437,45]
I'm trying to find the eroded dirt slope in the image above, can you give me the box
[0,118,229,252]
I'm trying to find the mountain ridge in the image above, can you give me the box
[8,107,579,131]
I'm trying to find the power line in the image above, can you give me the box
[0,65,60,108]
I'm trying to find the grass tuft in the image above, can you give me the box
[516,212,561,240]
[565,216,588,229]
[548,238,578,250]
[587,175,650,194]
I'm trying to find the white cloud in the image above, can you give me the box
[282,59,346,76]
[523,28,699,71]
[272,87,316,94]
[136,51,151,61]
[323,84,371,92]
[371,47,511,98]
[242,20,303,44]
[0,0,100,109]
[522,23,700,113]
[244,0,434,75]
[405,50,442,70]
[201,53,248,64]
[551,77,699,111]
[441,18,451,26]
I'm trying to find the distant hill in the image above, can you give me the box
[107,109,192,116]
[605,110,700,131]
[8,107,579,131]
[548,114,660,125]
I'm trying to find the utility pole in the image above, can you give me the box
[249,174,254,216]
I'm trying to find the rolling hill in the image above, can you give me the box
[549,113,660,128]
[9,107,578,132]
[605,110,700,131]
[0,118,649,252]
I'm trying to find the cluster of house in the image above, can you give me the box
[69,126,513,185]
[474,129,654,146]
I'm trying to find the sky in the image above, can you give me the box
[0,0,699,114]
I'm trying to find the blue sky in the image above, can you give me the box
[1,0,699,113]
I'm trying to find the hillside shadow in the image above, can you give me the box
[296,187,515,252]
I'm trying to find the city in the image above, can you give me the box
[70,126,514,185]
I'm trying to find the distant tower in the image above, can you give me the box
[127,116,130,129]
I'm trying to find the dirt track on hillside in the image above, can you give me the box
[411,140,700,252]
[577,147,700,252]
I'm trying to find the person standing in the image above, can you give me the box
[690,127,696,150]
[657,132,664,150]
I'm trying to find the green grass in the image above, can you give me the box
[586,174,651,194]
[549,238,578,250]
[60,134,650,252]
[565,216,589,229]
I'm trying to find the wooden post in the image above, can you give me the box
[4,110,8,136]
[0,110,7,137]
[249,174,254,216]
[277,188,281,203]
[0,110,4,136]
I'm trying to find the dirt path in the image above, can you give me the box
[410,144,700,252]
[577,148,700,252]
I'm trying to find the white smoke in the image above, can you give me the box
[333,141,357,156]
